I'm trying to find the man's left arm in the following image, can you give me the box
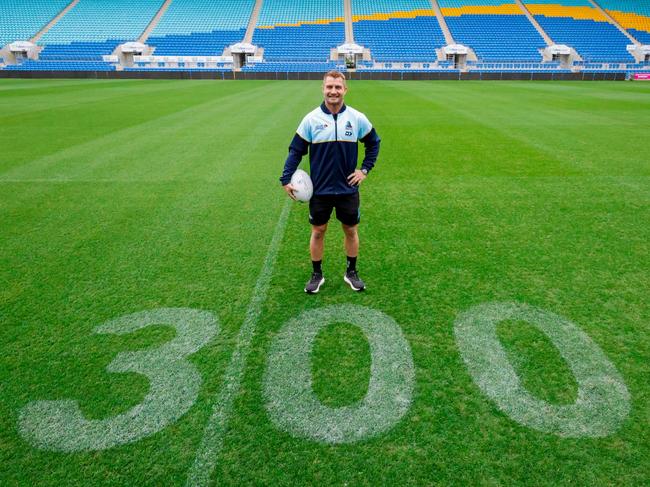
[348,116,380,186]
[360,127,380,174]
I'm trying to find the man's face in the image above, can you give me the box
[322,76,347,106]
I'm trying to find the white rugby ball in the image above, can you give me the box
[290,169,313,202]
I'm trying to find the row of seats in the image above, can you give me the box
[242,61,344,72]
[149,30,246,56]
[124,67,232,71]
[438,1,517,7]
[39,40,122,61]
[352,0,432,16]
[4,59,114,71]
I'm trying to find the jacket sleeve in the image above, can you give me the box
[279,133,310,185]
[360,128,380,173]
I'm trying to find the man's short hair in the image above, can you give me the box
[323,70,346,84]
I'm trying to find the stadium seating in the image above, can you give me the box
[148,0,254,56]
[39,0,162,46]
[439,1,546,61]
[1,0,642,72]
[352,0,446,62]
[253,0,344,62]
[242,61,345,72]
[37,0,163,61]
[124,67,231,72]
[0,0,70,46]
[597,0,650,44]
[4,60,115,71]
[523,0,636,62]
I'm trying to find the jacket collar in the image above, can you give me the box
[320,101,347,115]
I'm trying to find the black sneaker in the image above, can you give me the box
[343,270,365,291]
[304,272,325,294]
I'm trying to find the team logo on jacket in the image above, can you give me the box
[345,121,353,137]
[315,123,328,131]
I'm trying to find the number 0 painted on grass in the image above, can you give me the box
[264,304,415,444]
[19,308,218,452]
[454,302,630,437]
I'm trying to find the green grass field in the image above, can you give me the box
[1,79,649,486]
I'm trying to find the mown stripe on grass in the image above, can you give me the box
[0,81,277,178]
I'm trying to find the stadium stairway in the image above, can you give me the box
[513,0,554,46]
[589,0,641,46]
[589,0,641,45]
[138,0,173,43]
[522,0,636,62]
[31,0,80,44]
[596,0,650,45]
[344,0,354,43]
[429,0,456,45]
[244,0,265,44]
[439,1,548,63]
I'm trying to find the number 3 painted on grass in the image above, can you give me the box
[18,308,218,452]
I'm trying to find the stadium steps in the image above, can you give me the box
[590,0,641,45]
[429,0,456,45]
[138,0,174,43]
[344,0,354,43]
[30,0,79,43]
[244,0,264,44]
[514,0,554,46]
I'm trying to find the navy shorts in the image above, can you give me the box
[309,192,360,226]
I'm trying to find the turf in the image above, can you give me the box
[0,79,649,486]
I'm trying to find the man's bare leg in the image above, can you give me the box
[310,223,328,261]
[342,223,359,258]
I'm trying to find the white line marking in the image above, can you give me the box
[186,199,291,486]
[454,301,630,437]
[264,304,414,444]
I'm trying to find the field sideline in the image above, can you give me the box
[1,80,649,486]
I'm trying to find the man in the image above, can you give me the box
[280,70,381,294]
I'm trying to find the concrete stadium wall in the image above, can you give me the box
[0,71,627,81]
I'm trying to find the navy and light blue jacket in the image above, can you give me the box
[280,102,381,196]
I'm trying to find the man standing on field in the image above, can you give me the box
[280,71,381,294]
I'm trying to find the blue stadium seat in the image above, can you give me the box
[148,0,254,56]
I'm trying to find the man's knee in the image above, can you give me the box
[342,224,358,238]
[311,224,328,240]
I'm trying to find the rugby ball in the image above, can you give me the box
[290,169,313,202]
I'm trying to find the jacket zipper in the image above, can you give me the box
[333,113,338,141]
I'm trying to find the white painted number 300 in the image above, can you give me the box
[18,301,631,453]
